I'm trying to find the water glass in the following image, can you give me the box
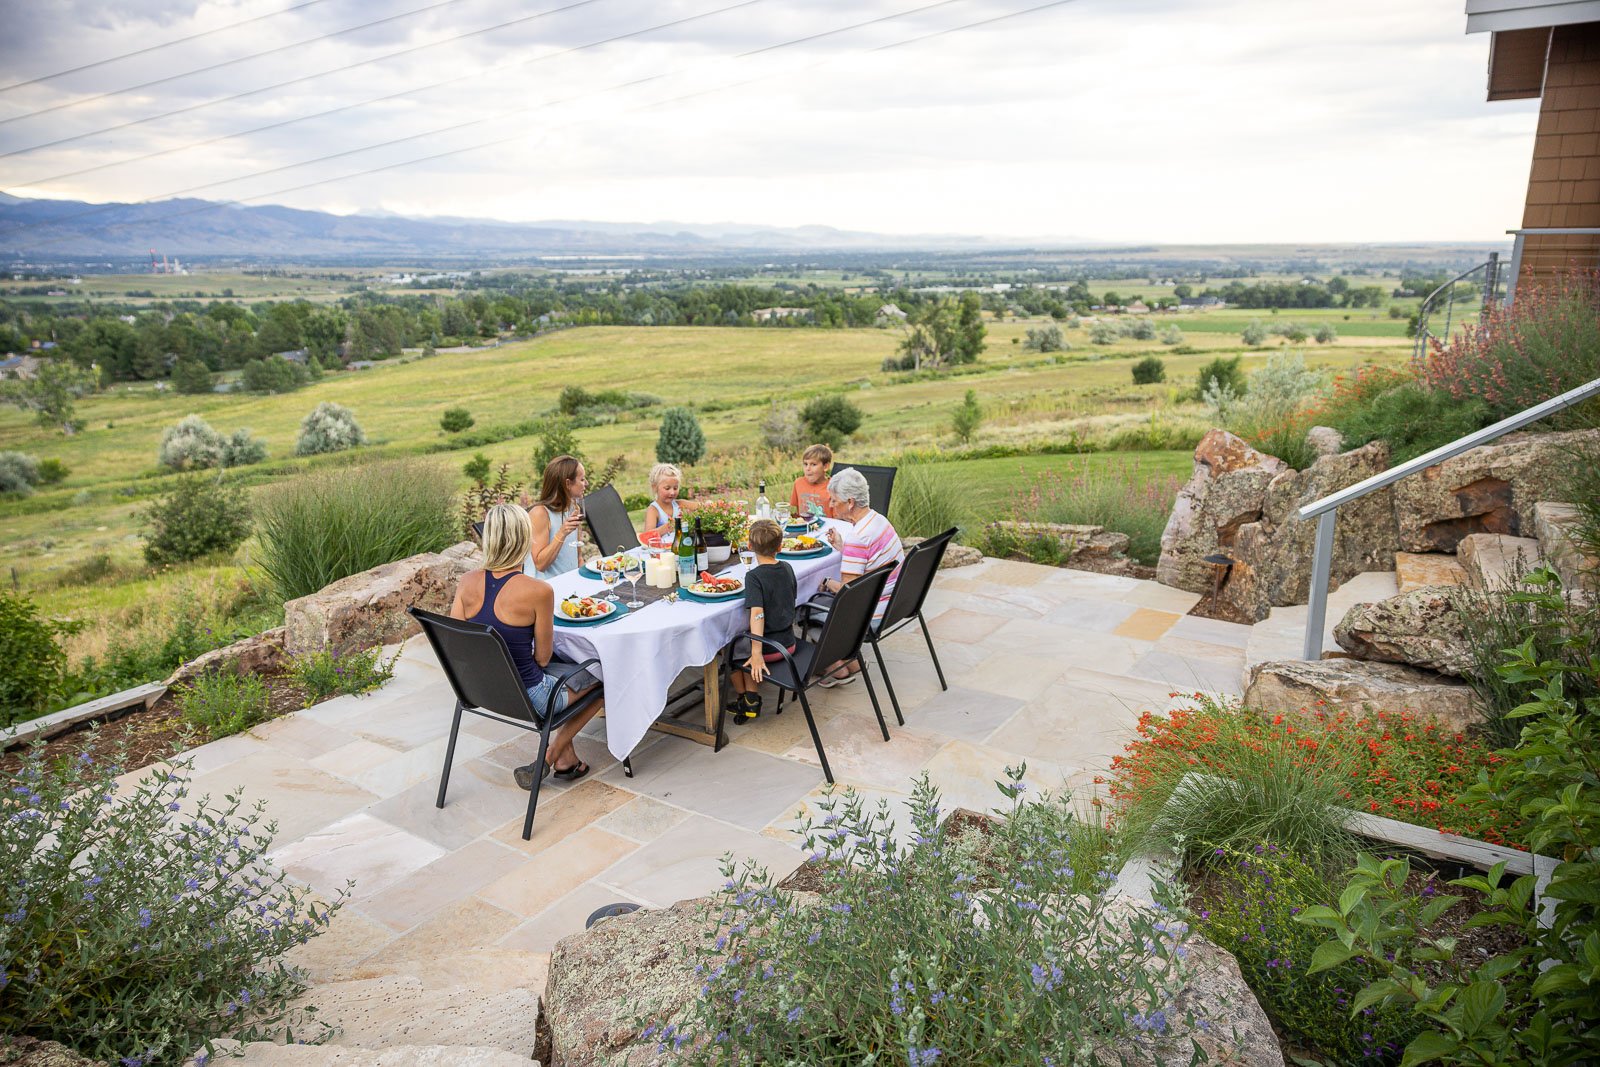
[776,503,791,526]
[602,566,621,602]
[622,554,644,608]
[738,546,756,570]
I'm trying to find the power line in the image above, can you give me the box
[10,0,781,190]
[0,0,608,149]
[0,0,339,95]
[2,0,1081,246]
[0,0,496,130]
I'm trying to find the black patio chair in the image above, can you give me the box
[860,527,955,725]
[833,462,897,517]
[723,563,894,785]
[408,607,603,841]
[471,521,485,540]
[583,483,639,556]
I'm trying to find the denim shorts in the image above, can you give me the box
[526,672,572,717]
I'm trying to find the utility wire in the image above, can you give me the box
[0,0,608,150]
[10,0,781,189]
[0,0,339,95]
[3,0,1080,244]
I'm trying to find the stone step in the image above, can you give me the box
[288,977,540,1055]
[1244,570,1399,675]
[1457,533,1542,592]
[218,1041,537,1066]
[1394,552,1466,594]
[1534,502,1595,592]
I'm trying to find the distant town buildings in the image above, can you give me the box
[0,354,42,379]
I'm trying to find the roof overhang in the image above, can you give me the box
[1465,0,1600,33]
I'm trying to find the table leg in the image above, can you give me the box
[703,659,726,751]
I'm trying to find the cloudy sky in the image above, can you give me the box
[0,0,1539,242]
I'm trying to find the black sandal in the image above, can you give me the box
[550,760,590,781]
[513,762,551,790]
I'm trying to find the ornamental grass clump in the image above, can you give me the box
[0,742,344,1065]
[649,770,1206,1065]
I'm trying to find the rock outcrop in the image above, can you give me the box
[901,535,981,569]
[0,1038,106,1067]
[285,542,478,656]
[1534,501,1595,592]
[165,627,287,688]
[1244,658,1486,732]
[1457,533,1541,591]
[1333,587,1472,677]
[1157,430,1288,594]
[1391,429,1600,553]
[987,520,1134,574]
[1394,552,1467,593]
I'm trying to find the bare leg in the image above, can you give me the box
[546,687,602,770]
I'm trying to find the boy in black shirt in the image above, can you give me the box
[728,519,796,724]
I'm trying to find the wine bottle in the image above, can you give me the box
[694,518,709,572]
[675,516,696,586]
[755,479,771,521]
[670,517,686,586]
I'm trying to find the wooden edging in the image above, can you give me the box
[1,683,167,750]
[1113,772,1560,929]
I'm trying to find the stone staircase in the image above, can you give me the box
[215,977,543,1066]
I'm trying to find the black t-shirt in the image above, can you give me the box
[743,561,797,643]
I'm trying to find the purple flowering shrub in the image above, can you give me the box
[650,767,1201,1064]
[1196,844,1419,1063]
[0,740,346,1065]
[287,646,397,707]
[177,672,272,739]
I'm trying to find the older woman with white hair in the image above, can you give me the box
[450,503,603,787]
[815,466,906,687]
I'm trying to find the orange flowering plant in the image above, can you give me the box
[1102,694,1520,849]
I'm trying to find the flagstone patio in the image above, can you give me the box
[156,557,1258,1008]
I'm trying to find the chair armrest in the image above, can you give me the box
[540,657,604,719]
[723,631,802,679]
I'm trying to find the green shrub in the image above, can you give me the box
[1313,322,1338,343]
[1023,531,1066,566]
[800,395,862,450]
[531,418,585,473]
[294,401,365,456]
[1131,356,1166,384]
[1555,419,1600,592]
[655,406,706,465]
[158,414,224,471]
[0,590,73,726]
[176,671,272,738]
[256,459,456,600]
[36,458,68,485]
[0,451,41,496]
[1200,844,1419,1063]
[440,407,475,433]
[1088,321,1120,345]
[1327,374,1489,464]
[1127,316,1156,341]
[972,521,1020,559]
[1001,456,1184,565]
[758,401,804,450]
[142,475,253,566]
[1023,324,1065,352]
[1241,320,1267,346]
[170,357,214,395]
[462,451,492,484]
[241,354,308,394]
[1195,354,1247,398]
[1158,326,1184,346]
[221,428,267,467]
[288,646,397,706]
[950,389,982,444]
[887,464,968,539]
[653,770,1197,1064]
[0,743,343,1064]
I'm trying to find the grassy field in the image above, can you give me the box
[1,315,1411,668]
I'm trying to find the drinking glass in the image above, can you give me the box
[738,546,756,570]
[622,554,644,608]
[602,565,621,603]
[776,503,791,527]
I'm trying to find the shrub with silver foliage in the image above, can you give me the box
[0,451,42,496]
[758,401,804,450]
[158,414,224,471]
[294,402,365,456]
[221,428,268,467]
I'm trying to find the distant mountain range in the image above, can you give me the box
[0,193,1059,258]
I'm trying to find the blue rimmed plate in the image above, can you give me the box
[778,544,832,560]
[680,580,745,604]
[554,598,629,627]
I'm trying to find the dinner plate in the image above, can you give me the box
[579,556,634,579]
[778,544,831,559]
[554,599,629,627]
[684,582,744,602]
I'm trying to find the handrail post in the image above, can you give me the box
[1302,509,1337,660]
[1506,232,1526,305]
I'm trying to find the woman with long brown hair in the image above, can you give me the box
[525,455,587,579]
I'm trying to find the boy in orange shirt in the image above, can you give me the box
[788,443,834,520]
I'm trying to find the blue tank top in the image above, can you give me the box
[470,570,544,689]
[527,505,579,580]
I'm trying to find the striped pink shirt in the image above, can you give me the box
[839,509,904,622]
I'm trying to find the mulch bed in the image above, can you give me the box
[0,672,313,779]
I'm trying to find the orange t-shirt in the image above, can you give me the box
[789,475,833,518]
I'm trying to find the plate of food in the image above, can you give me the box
[784,519,820,534]
[778,534,829,558]
[579,552,633,578]
[686,572,744,601]
[555,595,625,626]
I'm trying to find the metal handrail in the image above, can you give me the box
[1297,375,1600,659]
[1410,254,1499,364]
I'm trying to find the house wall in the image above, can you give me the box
[1521,21,1600,284]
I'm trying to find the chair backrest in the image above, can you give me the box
[583,484,639,555]
[471,521,485,541]
[833,463,897,517]
[409,607,538,723]
[878,527,956,632]
[807,563,894,682]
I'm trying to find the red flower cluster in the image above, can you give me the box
[1104,698,1521,848]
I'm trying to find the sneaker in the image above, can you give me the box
[816,670,857,689]
[513,762,551,790]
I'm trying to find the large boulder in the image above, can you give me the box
[901,535,982,569]
[0,1038,105,1067]
[987,520,1134,574]
[1157,430,1288,593]
[1534,502,1596,593]
[544,894,1282,1067]
[165,627,287,688]
[1333,587,1473,677]
[1392,429,1600,553]
[285,542,478,656]
[1244,658,1486,733]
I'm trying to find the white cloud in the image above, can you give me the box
[0,0,1541,242]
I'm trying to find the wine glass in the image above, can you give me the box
[622,553,644,609]
[776,503,792,527]
[601,564,621,603]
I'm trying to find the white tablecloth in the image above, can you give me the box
[546,520,845,760]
